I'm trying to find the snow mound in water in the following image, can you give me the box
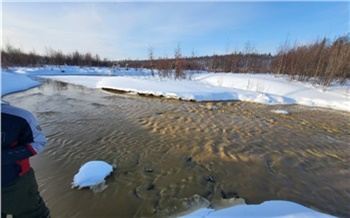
[71,160,115,193]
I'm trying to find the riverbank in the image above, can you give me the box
[2,65,349,112]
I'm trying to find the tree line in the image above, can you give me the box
[1,44,111,68]
[273,36,349,87]
[1,34,349,87]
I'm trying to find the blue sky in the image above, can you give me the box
[2,2,349,60]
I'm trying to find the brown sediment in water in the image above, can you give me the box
[3,80,350,217]
[102,87,196,101]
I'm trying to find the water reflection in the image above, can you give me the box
[3,80,350,217]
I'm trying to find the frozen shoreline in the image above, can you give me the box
[2,66,349,112]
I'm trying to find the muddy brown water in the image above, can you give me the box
[3,80,350,217]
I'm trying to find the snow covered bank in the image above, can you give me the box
[1,71,41,96]
[195,73,350,111]
[1,66,349,112]
[181,200,334,218]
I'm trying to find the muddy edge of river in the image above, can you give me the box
[3,80,350,217]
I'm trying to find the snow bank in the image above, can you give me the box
[2,67,349,112]
[181,200,335,218]
[1,71,41,96]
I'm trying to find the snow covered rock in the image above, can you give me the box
[71,160,116,193]
[271,109,290,115]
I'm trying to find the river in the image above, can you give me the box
[3,80,350,217]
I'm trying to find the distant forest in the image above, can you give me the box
[1,34,349,87]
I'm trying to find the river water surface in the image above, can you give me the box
[3,80,350,217]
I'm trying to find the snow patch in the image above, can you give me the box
[71,160,115,193]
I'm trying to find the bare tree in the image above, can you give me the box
[174,43,186,79]
[148,46,155,76]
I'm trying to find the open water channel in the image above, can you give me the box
[3,80,350,217]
